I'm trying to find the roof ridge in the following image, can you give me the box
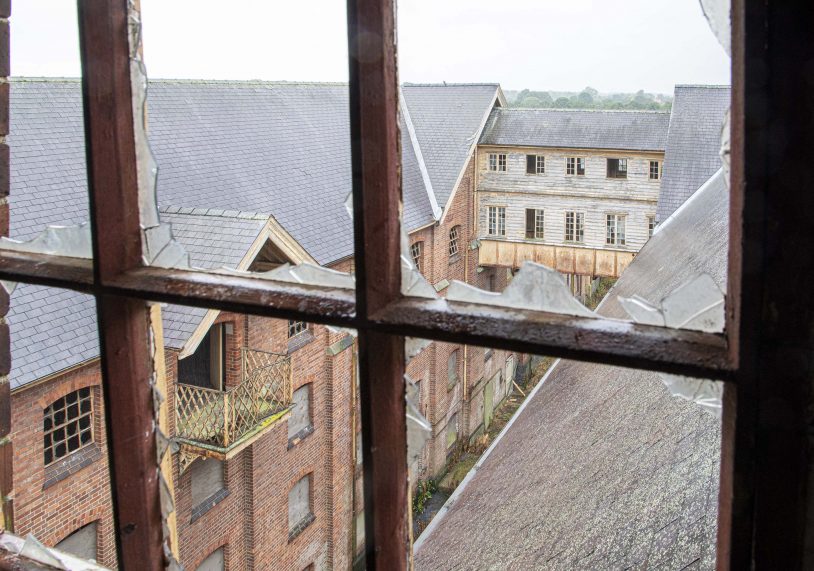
[402,82,500,87]
[160,205,269,221]
[674,84,731,89]
[501,107,670,114]
[11,77,82,82]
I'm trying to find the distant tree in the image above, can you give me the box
[515,89,530,103]
[583,86,599,97]
[536,92,553,106]
[553,97,571,108]
[577,90,594,106]
[520,96,543,107]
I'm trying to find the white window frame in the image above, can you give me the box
[649,160,660,180]
[488,153,507,172]
[606,213,627,246]
[564,211,584,243]
[535,155,545,174]
[487,206,506,236]
[647,215,656,237]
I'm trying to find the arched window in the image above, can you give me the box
[43,387,93,465]
[56,521,98,561]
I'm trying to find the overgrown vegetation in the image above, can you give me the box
[507,86,671,111]
[584,277,617,310]
[412,479,438,515]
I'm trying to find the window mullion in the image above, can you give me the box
[77,1,165,568]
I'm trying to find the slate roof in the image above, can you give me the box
[479,107,670,152]
[415,171,727,570]
[656,85,730,222]
[402,84,501,208]
[7,209,266,389]
[7,78,499,387]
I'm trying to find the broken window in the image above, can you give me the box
[43,387,94,466]
[287,320,308,339]
[411,241,424,272]
[566,157,585,175]
[649,160,660,180]
[487,206,506,236]
[606,214,627,245]
[525,209,544,239]
[448,225,461,258]
[526,154,545,174]
[488,153,507,172]
[565,211,584,242]
[178,323,226,391]
[288,474,314,539]
[607,158,628,178]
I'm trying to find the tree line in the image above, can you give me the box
[509,87,672,111]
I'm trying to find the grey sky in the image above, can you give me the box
[12,0,729,95]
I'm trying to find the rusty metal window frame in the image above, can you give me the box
[43,387,94,466]
[0,0,812,569]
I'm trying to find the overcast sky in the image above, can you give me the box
[12,0,729,95]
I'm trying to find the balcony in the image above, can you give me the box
[175,348,292,465]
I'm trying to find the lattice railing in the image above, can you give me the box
[176,349,292,448]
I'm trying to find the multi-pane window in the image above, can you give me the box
[649,160,660,180]
[410,241,423,272]
[607,158,628,178]
[487,206,506,236]
[288,474,314,536]
[288,320,308,338]
[447,349,459,389]
[566,157,585,175]
[648,215,656,237]
[526,154,545,174]
[43,388,94,466]
[488,153,507,172]
[525,209,544,239]
[448,225,461,257]
[606,214,627,245]
[564,212,584,242]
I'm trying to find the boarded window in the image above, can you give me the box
[446,413,458,449]
[447,349,459,389]
[56,522,97,562]
[43,387,94,466]
[607,158,628,178]
[190,458,225,508]
[288,384,312,440]
[525,209,544,239]
[289,474,314,533]
[565,212,584,242]
[195,548,225,571]
[448,225,461,257]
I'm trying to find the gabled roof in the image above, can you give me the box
[478,107,670,152]
[415,171,727,569]
[7,209,268,389]
[7,78,500,388]
[402,84,502,209]
[656,85,730,222]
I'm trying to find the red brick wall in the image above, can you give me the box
[10,361,117,568]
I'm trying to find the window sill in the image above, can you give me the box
[448,254,461,265]
[287,331,315,354]
[287,424,315,449]
[190,488,230,523]
[43,444,102,490]
[289,512,316,542]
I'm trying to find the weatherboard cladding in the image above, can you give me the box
[7,79,497,387]
[655,85,730,222]
[479,107,670,152]
[415,172,727,569]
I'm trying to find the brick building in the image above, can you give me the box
[6,79,519,569]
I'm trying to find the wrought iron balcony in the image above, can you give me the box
[175,348,292,462]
